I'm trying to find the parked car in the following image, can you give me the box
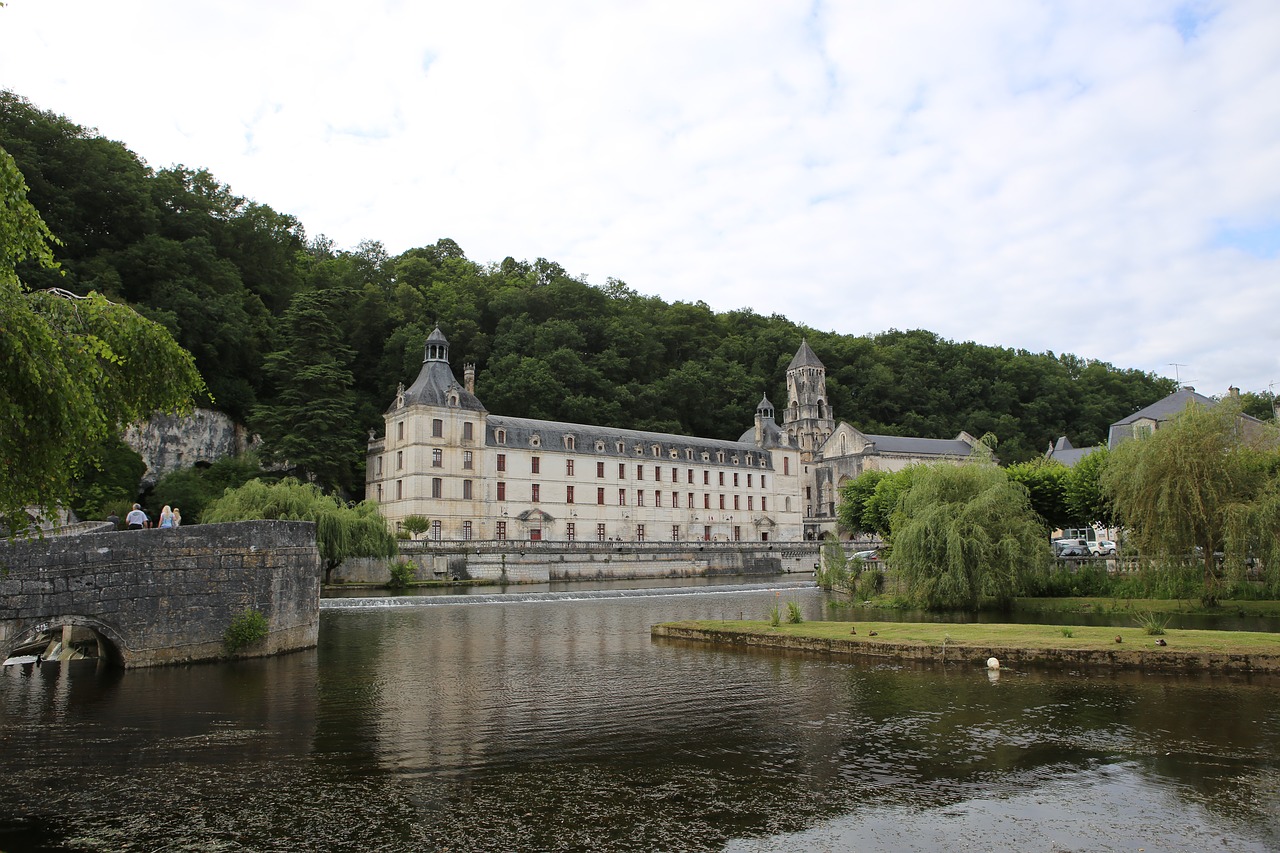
[1088,540,1117,556]
[1052,539,1090,557]
[852,549,880,562]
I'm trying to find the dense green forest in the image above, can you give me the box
[6,91,1241,499]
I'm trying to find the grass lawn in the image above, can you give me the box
[1012,597,1280,617]
[660,619,1280,656]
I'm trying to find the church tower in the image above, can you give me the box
[783,339,836,461]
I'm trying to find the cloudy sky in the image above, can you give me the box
[4,1,1279,396]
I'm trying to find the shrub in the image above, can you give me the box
[786,602,804,624]
[855,569,884,601]
[223,608,269,655]
[387,558,416,589]
[1134,611,1171,635]
[768,604,781,627]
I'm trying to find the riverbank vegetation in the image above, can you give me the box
[656,619,1280,670]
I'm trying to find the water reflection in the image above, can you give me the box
[1,584,1277,852]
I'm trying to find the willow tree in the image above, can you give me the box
[892,463,1050,610]
[202,478,397,584]
[1102,399,1276,599]
[1,146,205,529]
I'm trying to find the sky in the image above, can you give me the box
[3,1,1279,397]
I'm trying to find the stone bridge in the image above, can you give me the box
[1,520,320,668]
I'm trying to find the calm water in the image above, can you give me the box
[2,581,1278,852]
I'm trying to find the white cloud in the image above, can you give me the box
[3,0,1279,395]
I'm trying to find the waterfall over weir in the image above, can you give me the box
[320,580,817,609]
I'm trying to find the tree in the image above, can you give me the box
[1,145,205,529]
[253,289,362,494]
[150,453,269,525]
[201,478,397,584]
[400,514,431,540]
[891,464,1050,610]
[1101,399,1275,599]
[1004,458,1071,530]
[1063,448,1112,527]
[837,470,888,536]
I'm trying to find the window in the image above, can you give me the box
[431,448,441,467]
[636,465,643,480]
[497,521,507,540]
[654,466,662,482]
[497,481,506,501]
[733,473,739,487]
[671,467,678,481]
[718,472,725,486]
[762,497,768,511]
[431,478,442,498]
[496,429,506,444]
[806,486,812,500]
[432,419,443,437]
[566,485,575,504]
[618,489,626,506]
[431,520,441,540]
[497,453,507,472]
[463,450,473,469]
[762,475,767,488]
[597,487,605,505]
[704,494,710,509]
[397,450,404,470]
[733,525,741,542]
[703,525,711,541]
[597,461,605,478]
[531,434,541,448]
[654,491,661,507]
[566,522,576,541]
[531,484,541,502]
[531,457,541,474]
[462,520,473,541]
[395,480,402,500]
[463,480,473,499]
[747,473,753,487]
[596,523,606,541]
[748,495,754,510]
[463,422,473,441]
[376,484,383,501]
[397,422,405,440]
[376,456,383,477]
[717,451,725,463]
[671,491,678,507]
[565,435,576,450]
[637,490,645,507]
[703,471,710,485]
[636,524,645,542]
[687,469,694,483]
[734,495,740,510]
[671,525,680,541]
[783,457,790,475]
[719,495,726,510]
[687,492,694,508]
[566,459,575,476]
[619,463,626,479]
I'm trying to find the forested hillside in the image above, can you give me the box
[3,91,1191,496]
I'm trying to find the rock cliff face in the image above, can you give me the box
[123,409,250,486]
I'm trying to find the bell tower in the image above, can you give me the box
[782,339,836,461]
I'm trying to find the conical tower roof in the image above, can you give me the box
[787,339,824,370]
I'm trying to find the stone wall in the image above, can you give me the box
[334,541,822,585]
[0,521,320,667]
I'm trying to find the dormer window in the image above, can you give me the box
[651,444,660,457]
[596,440,606,452]
[531,434,541,448]
[564,435,576,450]
[717,451,725,463]
[616,441,625,453]
[496,428,507,445]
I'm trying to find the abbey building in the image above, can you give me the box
[367,329,981,542]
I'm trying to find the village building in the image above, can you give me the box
[367,329,984,542]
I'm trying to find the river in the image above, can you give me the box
[2,580,1278,851]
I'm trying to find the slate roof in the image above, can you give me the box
[395,328,486,413]
[859,433,975,457]
[1107,387,1236,448]
[488,415,774,468]
[787,339,824,370]
[1045,436,1101,468]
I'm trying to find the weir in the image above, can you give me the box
[321,579,817,609]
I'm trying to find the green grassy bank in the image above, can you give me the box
[652,619,1280,673]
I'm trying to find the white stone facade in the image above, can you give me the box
[367,329,983,543]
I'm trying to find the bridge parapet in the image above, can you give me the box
[1,520,320,667]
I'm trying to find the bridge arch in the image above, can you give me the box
[4,615,128,668]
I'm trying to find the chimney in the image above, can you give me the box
[464,364,476,395]
[1229,386,1240,398]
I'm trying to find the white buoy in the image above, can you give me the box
[987,656,1000,670]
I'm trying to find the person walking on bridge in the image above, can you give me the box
[125,504,149,530]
